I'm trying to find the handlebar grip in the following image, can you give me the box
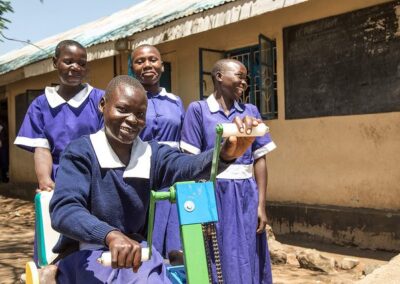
[221,123,269,138]
[97,247,150,266]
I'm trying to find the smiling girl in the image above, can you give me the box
[180,59,276,284]
[131,45,185,261]
[14,40,104,192]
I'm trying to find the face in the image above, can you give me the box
[53,45,87,86]
[131,46,164,87]
[217,61,248,101]
[100,84,147,147]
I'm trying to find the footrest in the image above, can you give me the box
[167,265,186,284]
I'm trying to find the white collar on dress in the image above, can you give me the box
[89,128,152,179]
[149,88,179,101]
[206,94,244,113]
[45,83,93,108]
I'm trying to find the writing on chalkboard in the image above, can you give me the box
[284,1,400,119]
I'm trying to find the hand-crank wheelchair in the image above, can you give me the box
[25,123,268,284]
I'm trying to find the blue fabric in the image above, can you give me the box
[15,87,104,179]
[139,89,184,143]
[57,245,170,284]
[139,89,185,256]
[181,99,274,284]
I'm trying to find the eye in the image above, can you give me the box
[134,59,144,64]
[63,59,72,65]
[79,61,87,67]
[116,106,127,113]
[137,112,145,119]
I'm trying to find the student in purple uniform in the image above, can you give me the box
[14,40,104,281]
[180,59,276,284]
[14,39,104,192]
[131,45,184,261]
[50,75,261,283]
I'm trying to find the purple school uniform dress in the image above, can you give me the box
[14,83,104,179]
[14,84,104,266]
[140,88,185,257]
[50,129,231,283]
[180,95,276,284]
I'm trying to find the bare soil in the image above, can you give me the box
[0,194,395,284]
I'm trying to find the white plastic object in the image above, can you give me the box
[221,123,269,138]
[97,247,150,266]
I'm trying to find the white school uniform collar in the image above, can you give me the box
[206,94,244,113]
[45,83,93,108]
[89,129,152,179]
[149,88,179,101]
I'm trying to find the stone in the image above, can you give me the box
[362,264,381,276]
[265,224,275,240]
[340,257,360,270]
[296,249,337,273]
[357,254,400,283]
[268,238,287,264]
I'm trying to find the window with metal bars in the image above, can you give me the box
[199,34,277,120]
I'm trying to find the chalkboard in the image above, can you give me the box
[284,1,400,119]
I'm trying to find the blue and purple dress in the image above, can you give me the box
[140,88,185,257]
[14,83,104,265]
[50,129,231,283]
[180,95,276,284]
[14,83,104,179]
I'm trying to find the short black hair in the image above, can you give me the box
[104,75,146,100]
[54,40,86,58]
[211,58,246,83]
[131,44,161,58]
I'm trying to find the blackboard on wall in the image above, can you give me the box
[284,1,400,119]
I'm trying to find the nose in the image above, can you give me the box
[241,79,248,90]
[143,59,151,68]
[70,62,82,71]
[125,113,138,125]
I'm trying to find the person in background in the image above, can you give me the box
[131,44,185,263]
[50,75,261,283]
[14,39,104,192]
[180,59,276,283]
[14,39,104,281]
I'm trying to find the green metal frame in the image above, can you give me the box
[146,124,226,283]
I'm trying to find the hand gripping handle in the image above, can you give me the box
[221,123,269,137]
[97,247,150,266]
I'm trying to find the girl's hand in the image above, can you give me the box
[36,178,55,193]
[257,204,268,234]
[219,116,261,162]
[105,230,142,272]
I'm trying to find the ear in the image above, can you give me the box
[216,71,223,82]
[52,57,58,69]
[98,97,106,113]
[161,61,164,73]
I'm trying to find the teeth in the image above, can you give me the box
[121,127,132,133]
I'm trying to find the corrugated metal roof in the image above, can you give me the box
[0,0,235,75]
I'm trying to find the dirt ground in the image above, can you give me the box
[0,194,396,284]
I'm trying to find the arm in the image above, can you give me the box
[254,155,268,234]
[34,147,54,191]
[155,116,258,188]
[50,143,117,246]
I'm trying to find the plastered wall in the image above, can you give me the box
[154,0,399,210]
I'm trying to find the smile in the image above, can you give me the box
[120,126,135,133]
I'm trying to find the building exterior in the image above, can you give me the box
[1,0,399,250]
